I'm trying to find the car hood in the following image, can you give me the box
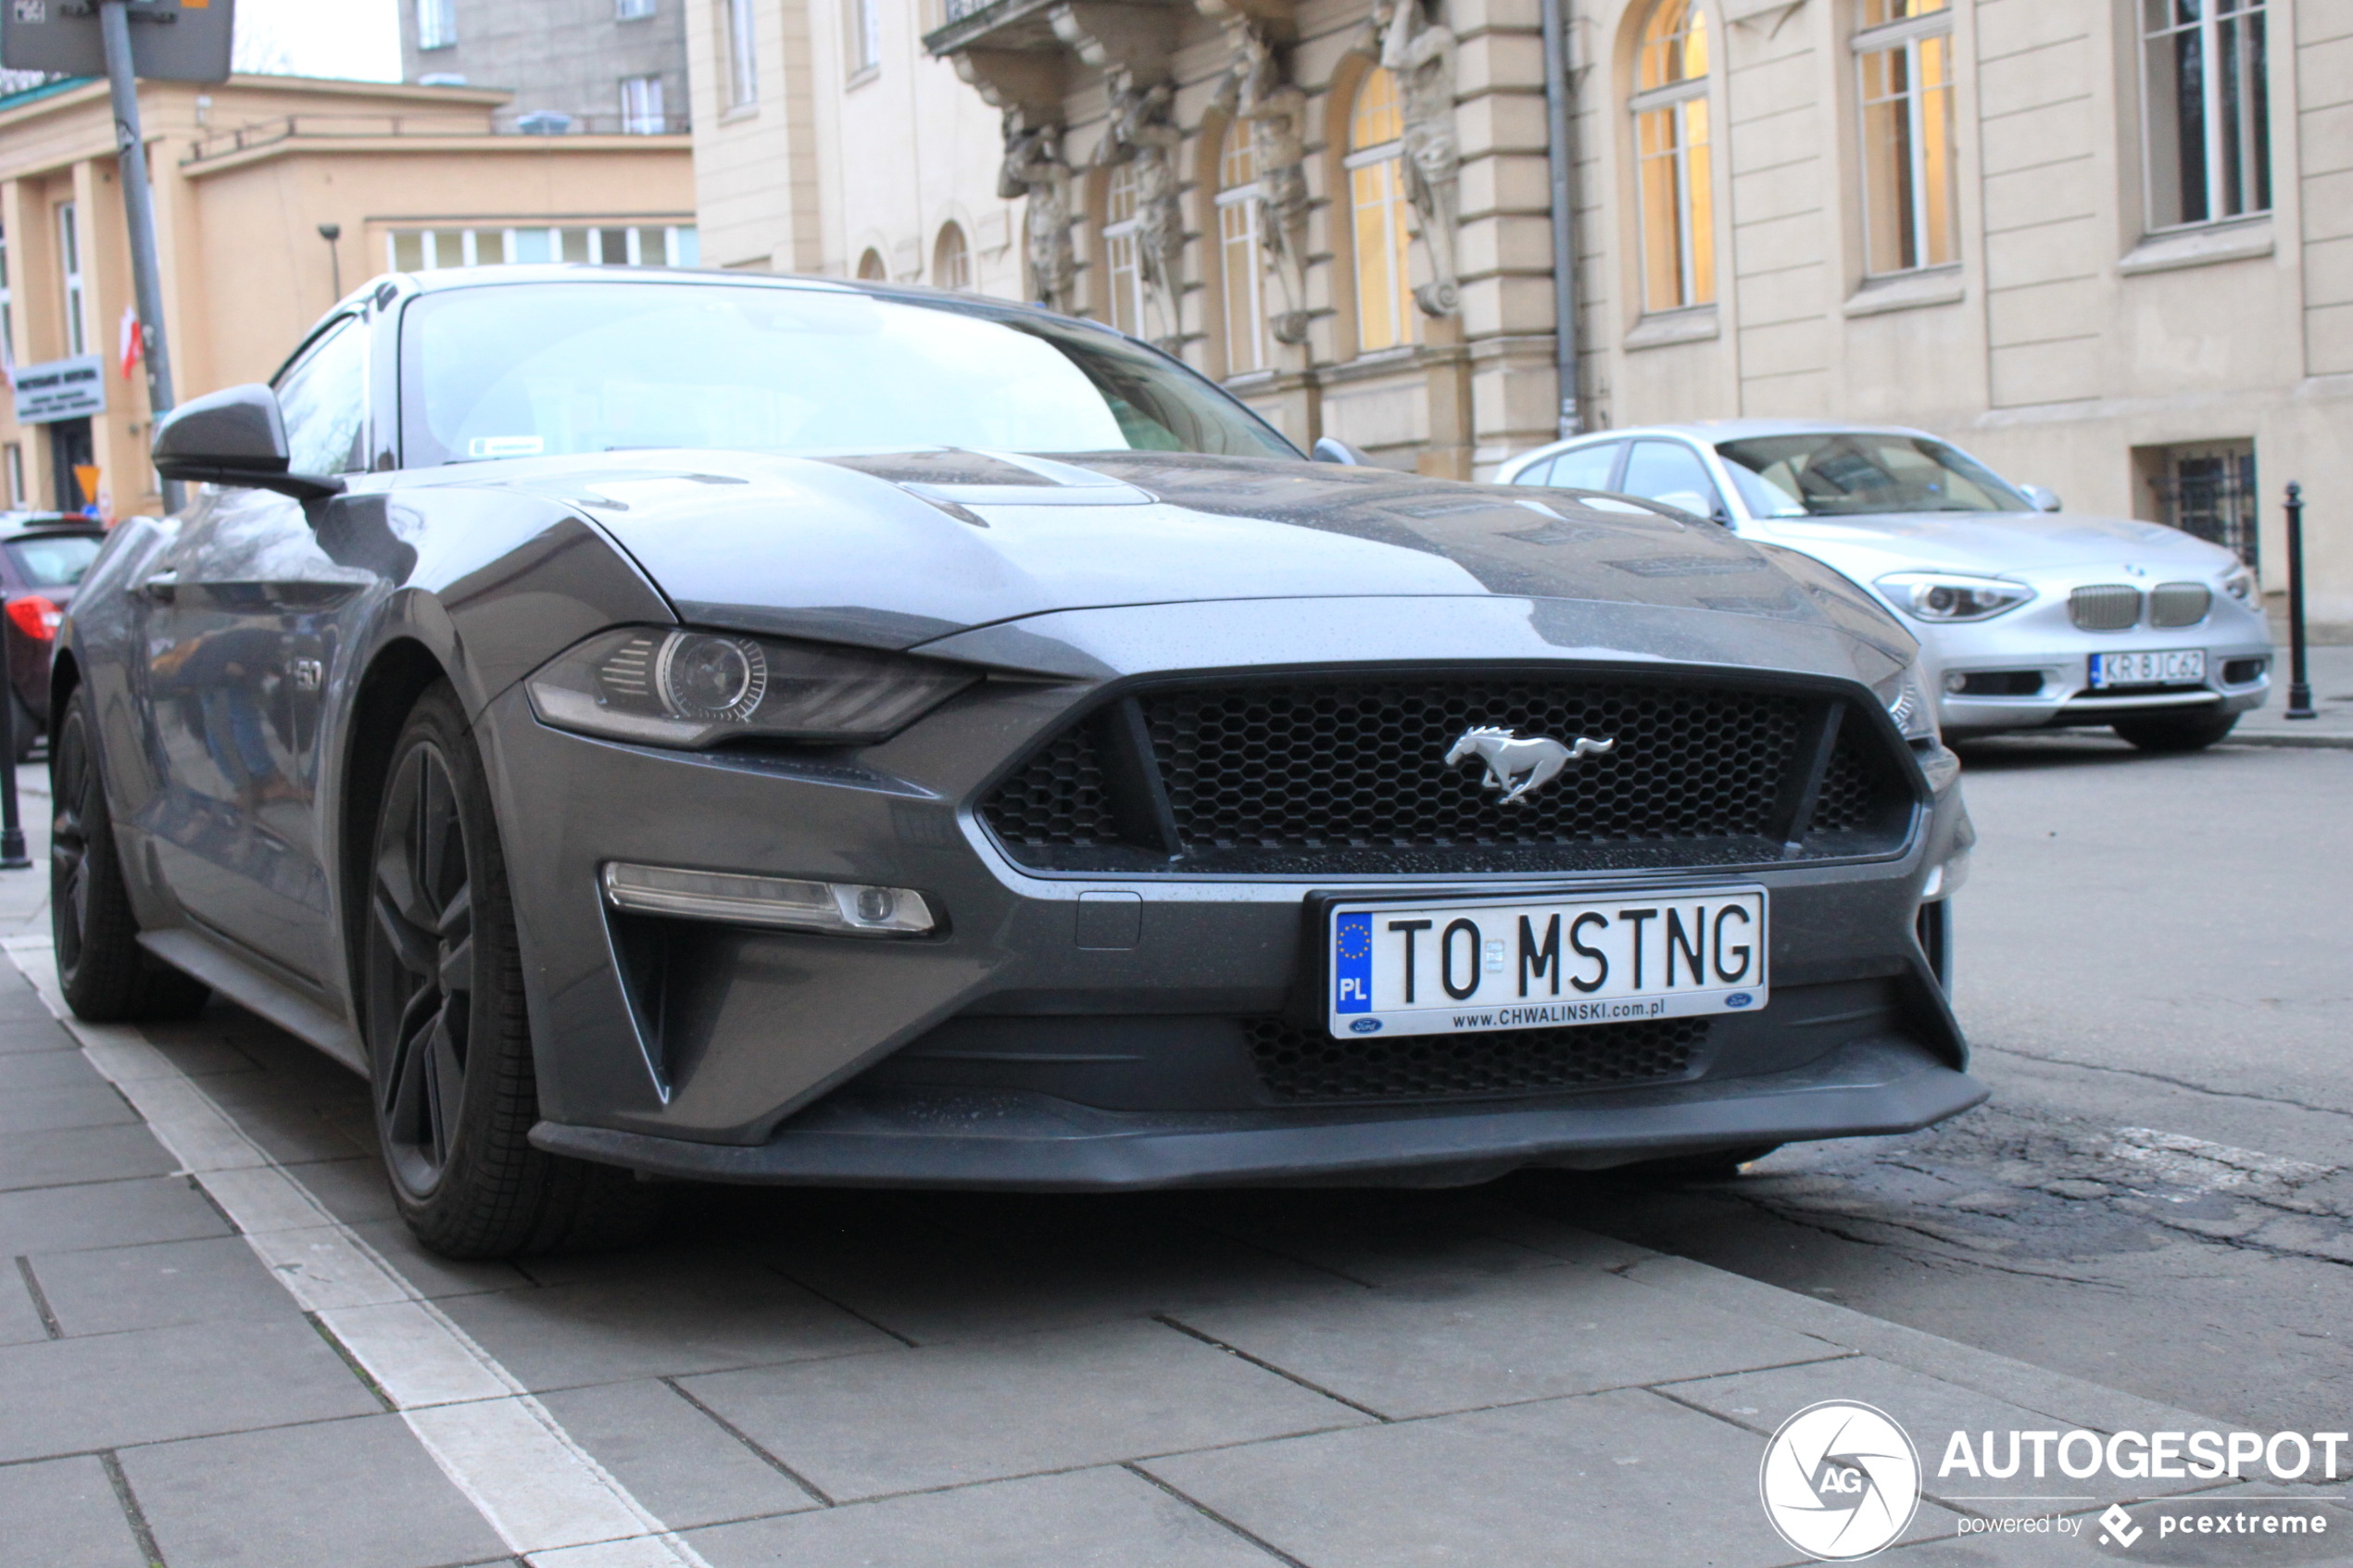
[453,448,1915,665]
[1742,508,2238,579]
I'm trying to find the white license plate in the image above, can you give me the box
[1328,887,1768,1038]
[2089,648,2206,688]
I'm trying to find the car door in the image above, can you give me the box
[133,315,375,986]
[1617,438,1730,522]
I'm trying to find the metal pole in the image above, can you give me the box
[98,0,183,514]
[2284,481,2315,719]
[319,223,344,301]
[0,685,27,871]
[1539,0,1581,439]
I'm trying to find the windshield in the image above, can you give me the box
[1715,433,2031,516]
[5,533,100,588]
[398,281,1297,466]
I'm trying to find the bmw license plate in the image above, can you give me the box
[1328,887,1768,1039]
[2089,648,2205,689]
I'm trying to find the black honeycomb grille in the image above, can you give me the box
[978,674,1915,873]
[1246,1015,1710,1102]
[978,724,1122,847]
[1142,680,1805,849]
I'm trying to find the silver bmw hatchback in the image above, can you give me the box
[1498,421,2272,749]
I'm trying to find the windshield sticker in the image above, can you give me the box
[468,435,546,459]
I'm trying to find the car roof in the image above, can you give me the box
[1559,420,1946,445]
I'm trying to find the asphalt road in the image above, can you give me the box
[1516,731,2353,1435]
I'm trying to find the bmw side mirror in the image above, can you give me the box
[152,384,346,502]
[1311,436,1371,466]
[2018,483,2062,512]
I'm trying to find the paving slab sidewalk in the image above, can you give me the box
[0,935,2288,1568]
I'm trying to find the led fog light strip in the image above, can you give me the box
[601,861,936,935]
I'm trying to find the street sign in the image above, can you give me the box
[11,355,107,423]
[0,0,232,83]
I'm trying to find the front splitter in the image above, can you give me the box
[531,1037,1987,1192]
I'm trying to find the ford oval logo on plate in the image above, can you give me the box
[1724,993,1754,1009]
[1349,1018,1384,1034]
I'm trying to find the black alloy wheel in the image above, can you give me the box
[49,686,209,1022]
[360,682,655,1257]
[367,735,476,1197]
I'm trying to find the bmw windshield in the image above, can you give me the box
[1715,433,2032,518]
[397,280,1298,466]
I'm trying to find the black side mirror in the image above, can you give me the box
[1311,436,1372,466]
[152,384,346,502]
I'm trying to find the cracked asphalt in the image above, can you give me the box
[1506,733,2353,1435]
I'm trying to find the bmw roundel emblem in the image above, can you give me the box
[1349,1018,1384,1034]
[1724,993,1754,1009]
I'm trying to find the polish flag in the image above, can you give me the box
[118,306,142,381]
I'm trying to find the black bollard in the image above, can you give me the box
[0,683,27,870]
[2284,483,2315,720]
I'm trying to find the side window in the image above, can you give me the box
[1619,439,1724,519]
[1509,457,1555,486]
[1549,441,1624,491]
[273,316,369,475]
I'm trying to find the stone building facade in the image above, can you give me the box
[925,0,2353,622]
[402,0,691,133]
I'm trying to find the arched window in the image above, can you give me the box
[1631,0,1715,312]
[855,247,887,281]
[1216,125,1270,374]
[1101,164,1147,335]
[1346,68,1416,353]
[933,222,971,291]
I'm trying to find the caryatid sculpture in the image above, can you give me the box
[998,112,1076,312]
[1101,73,1185,347]
[1215,24,1312,345]
[1377,0,1462,318]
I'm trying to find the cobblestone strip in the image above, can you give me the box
[3,936,712,1568]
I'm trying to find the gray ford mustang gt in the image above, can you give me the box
[53,267,1983,1257]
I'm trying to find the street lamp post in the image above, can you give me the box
[2283,483,2315,720]
[97,0,182,513]
[319,222,343,301]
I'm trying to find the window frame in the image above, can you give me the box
[417,0,457,50]
[1214,123,1270,377]
[57,202,84,358]
[933,222,972,292]
[616,0,657,18]
[1101,163,1148,338]
[1628,0,1717,315]
[2138,0,2271,233]
[724,0,760,108]
[1852,2,1958,276]
[619,73,667,133]
[847,0,881,77]
[1345,67,1417,356]
[0,225,14,370]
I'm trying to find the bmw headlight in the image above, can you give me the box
[2221,564,2256,602]
[527,627,977,748]
[1872,663,1940,744]
[1875,571,2034,622]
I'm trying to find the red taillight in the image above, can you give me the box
[6,596,61,641]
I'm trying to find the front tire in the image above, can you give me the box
[2111,710,2238,753]
[360,683,654,1259]
[49,687,210,1022]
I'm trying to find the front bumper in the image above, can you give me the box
[1915,602,2271,736]
[476,596,1979,1187]
[531,1036,1984,1190]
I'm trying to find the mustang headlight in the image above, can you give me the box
[1872,663,1940,744]
[527,627,976,748]
[1875,571,2034,622]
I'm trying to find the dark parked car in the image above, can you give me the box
[53,268,1983,1258]
[0,511,104,759]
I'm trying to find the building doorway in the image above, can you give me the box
[45,417,92,515]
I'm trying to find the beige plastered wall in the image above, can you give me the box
[1567,0,2353,625]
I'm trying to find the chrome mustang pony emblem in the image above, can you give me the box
[1445,726,1616,804]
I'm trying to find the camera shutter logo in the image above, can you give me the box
[1758,1400,1921,1561]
